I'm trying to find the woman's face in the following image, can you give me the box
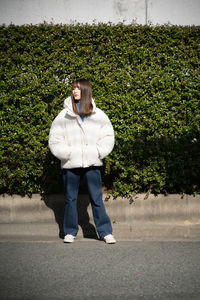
[72,84,81,100]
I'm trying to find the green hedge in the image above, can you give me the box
[0,23,200,196]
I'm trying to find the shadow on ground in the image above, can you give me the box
[42,194,98,240]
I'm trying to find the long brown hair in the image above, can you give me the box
[71,79,93,117]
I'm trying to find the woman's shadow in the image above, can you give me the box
[41,152,98,240]
[42,193,99,240]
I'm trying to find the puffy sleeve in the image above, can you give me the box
[48,112,71,161]
[96,111,115,159]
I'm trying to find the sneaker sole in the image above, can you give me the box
[64,241,74,243]
[63,239,75,243]
[104,240,116,244]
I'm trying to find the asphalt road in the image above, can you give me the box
[1,239,200,299]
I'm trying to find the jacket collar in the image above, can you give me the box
[64,96,97,118]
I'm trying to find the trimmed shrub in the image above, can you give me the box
[0,23,200,196]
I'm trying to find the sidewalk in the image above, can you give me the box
[1,222,200,242]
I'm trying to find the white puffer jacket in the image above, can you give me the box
[48,97,115,169]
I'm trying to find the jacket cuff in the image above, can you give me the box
[97,145,110,160]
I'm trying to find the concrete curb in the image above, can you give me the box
[0,193,200,239]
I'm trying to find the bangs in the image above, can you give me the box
[72,81,80,89]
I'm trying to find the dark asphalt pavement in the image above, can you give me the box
[1,239,200,299]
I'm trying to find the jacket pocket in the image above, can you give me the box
[87,145,100,165]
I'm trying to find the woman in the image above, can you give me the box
[48,79,116,244]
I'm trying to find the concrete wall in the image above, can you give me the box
[1,193,200,225]
[0,0,200,26]
[148,0,200,26]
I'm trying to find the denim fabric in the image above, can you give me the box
[62,167,112,238]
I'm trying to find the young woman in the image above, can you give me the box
[48,79,116,244]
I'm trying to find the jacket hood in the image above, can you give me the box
[64,96,97,117]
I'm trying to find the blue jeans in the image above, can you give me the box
[62,167,113,239]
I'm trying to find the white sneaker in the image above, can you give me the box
[63,234,75,243]
[104,234,116,244]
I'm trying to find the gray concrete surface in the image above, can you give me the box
[1,222,200,242]
[0,193,200,240]
[1,0,200,26]
[1,240,200,299]
[1,193,200,225]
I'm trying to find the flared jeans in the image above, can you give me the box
[62,167,113,239]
